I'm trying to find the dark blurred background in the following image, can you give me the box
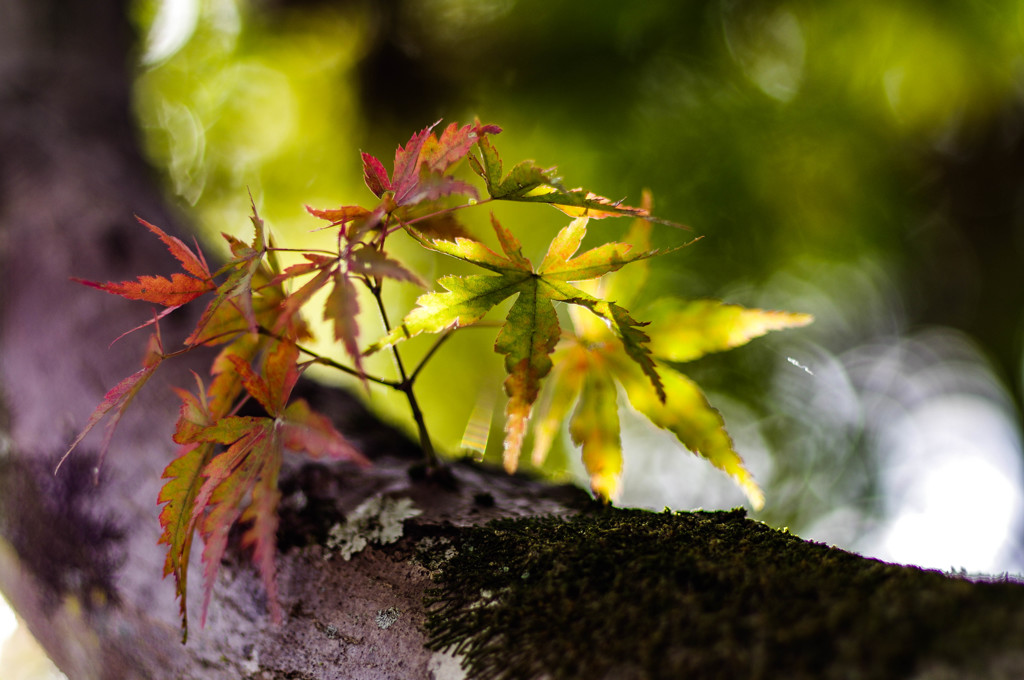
[6,0,1024,672]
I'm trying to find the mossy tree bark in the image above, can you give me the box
[3,2,1024,679]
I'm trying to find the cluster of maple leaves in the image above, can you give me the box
[60,121,810,638]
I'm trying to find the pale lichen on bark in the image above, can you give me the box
[325,495,423,561]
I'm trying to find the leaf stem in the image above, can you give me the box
[367,277,439,468]
[251,326,399,388]
[296,345,399,388]
[385,198,494,238]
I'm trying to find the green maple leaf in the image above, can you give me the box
[367,214,668,472]
[470,135,654,220]
[532,205,813,506]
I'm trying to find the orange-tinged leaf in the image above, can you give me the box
[161,375,218,639]
[363,120,493,207]
[74,218,215,312]
[275,253,335,281]
[496,282,561,471]
[260,338,301,413]
[646,299,814,363]
[305,204,372,230]
[137,217,211,280]
[420,121,479,174]
[274,263,333,336]
[389,123,435,202]
[76,273,213,307]
[207,336,260,418]
[228,355,277,416]
[181,367,363,629]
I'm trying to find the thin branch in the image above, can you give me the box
[266,246,338,256]
[252,326,399,388]
[385,198,494,238]
[368,275,439,468]
[296,347,399,389]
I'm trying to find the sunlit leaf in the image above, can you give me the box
[370,214,662,469]
[360,121,496,207]
[470,135,650,219]
[569,361,623,500]
[646,299,814,363]
[529,209,808,505]
[614,356,765,510]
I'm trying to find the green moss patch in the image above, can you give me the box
[421,507,1024,679]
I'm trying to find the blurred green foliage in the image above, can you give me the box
[130,0,1024,533]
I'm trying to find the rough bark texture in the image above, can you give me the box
[4,2,1024,679]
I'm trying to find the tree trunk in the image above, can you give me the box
[4,2,1024,679]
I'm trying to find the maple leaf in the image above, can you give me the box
[367,214,666,471]
[305,204,373,236]
[186,202,268,345]
[469,135,652,220]
[530,207,812,507]
[156,340,368,633]
[269,232,424,378]
[158,374,217,641]
[361,121,497,207]
[569,360,623,500]
[72,218,215,327]
[158,442,212,642]
[644,299,814,363]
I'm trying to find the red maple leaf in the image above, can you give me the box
[361,121,501,207]
[74,218,214,308]
[159,339,368,631]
